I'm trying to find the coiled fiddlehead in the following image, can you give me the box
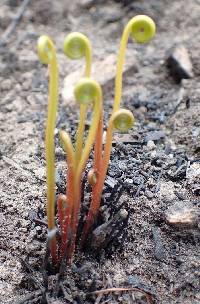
[111,109,134,132]
[114,15,156,112]
[74,78,102,177]
[63,32,92,164]
[63,32,92,76]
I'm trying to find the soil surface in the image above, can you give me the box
[0,0,200,303]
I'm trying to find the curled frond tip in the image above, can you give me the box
[74,77,102,105]
[37,35,56,64]
[129,15,156,44]
[111,109,134,132]
[63,32,91,60]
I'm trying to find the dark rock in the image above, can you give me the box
[152,226,166,261]
[166,45,193,83]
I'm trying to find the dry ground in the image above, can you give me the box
[0,0,200,303]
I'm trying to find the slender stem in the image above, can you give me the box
[67,175,81,262]
[69,91,102,259]
[82,120,113,241]
[45,54,58,262]
[57,194,67,258]
[76,94,102,178]
[59,131,75,259]
[62,33,92,263]
[113,19,135,113]
[75,105,87,166]
[81,112,103,245]
[37,36,60,262]
[94,112,103,170]
[75,43,92,164]
[113,15,156,113]
[96,121,114,198]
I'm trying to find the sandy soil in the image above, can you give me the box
[0,0,200,303]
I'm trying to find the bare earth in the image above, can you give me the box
[0,1,200,303]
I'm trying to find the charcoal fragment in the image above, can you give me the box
[91,209,128,249]
[152,226,166,261]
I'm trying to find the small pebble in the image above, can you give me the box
[166,201,200,228]
[186,163,200,180]
[1,79,12,91]
[145,190,154,199]
[147,140,156,150]
[145,130,165,143]
[124,178,133,184]
[118,161,127,172]
[151,150,157,158]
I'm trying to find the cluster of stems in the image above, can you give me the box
[37,15,156,265]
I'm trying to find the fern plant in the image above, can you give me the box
[37,15,156,266]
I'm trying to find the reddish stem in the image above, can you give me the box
[57,194,67,257]
[81,114,103,244]
[50,238,58,265]
[67,176,81,262]
[57,158,74,262]
[64,162,74,262]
